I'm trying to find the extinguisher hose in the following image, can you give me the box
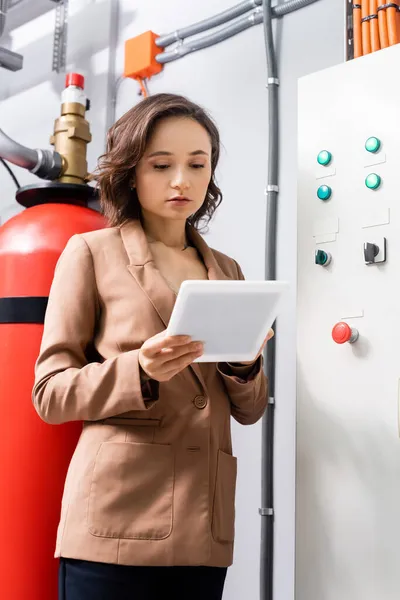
[0,128,63,180]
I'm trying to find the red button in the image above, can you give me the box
[332,322,358,344]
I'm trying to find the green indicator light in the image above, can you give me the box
[365,173,381,190]
[317,185,332,201]
[365,137,381,153]
[317,150,332,166]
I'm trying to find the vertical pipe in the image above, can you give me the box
[387,3,398,44]
[353,3,363,57]
[361,0,372,54]
[369,0,380,51]
[378,4,389,48]
[396,1,400,40]
[261,1,278,599]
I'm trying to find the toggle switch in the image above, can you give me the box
[363,237,386,265]
[315,249,332,266]
[317,185,332,201]
[332,322,359,344]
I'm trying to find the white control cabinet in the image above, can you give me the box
[297,44,400,600]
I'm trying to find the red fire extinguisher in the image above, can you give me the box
[0,73,106,598]
[0,203,106,598]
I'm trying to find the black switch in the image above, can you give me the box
[364,242,379,264]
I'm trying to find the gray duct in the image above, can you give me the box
[157,8,263,64]
[156,0,262,47]
[273,0,318,16]
[156,0,319,51]
[0,128,63,180]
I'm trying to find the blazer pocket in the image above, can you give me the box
[211,450,237,544]
[88,441,174,540]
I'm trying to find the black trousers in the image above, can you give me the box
[59,558,227,600]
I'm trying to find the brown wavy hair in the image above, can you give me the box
[93,93,223,229]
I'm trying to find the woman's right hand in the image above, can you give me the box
[138,332,204,382]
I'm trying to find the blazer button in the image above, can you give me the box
[193,395,207,409]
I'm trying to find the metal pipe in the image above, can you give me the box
[156,0,261,47]
[0,0,9,38]
[0,128,39,170]
[157,8,263,64]
[156,0,320,64]
[156,0,319,51]
[260,0,279,598]
[273,0,320,17]
[0,128,63,180]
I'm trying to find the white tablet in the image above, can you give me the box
[166,280,289,363]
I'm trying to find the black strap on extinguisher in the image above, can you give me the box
[0,297,48,324]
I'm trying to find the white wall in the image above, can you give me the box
[0,1,345,599]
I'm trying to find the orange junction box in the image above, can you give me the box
[124,31,164,80]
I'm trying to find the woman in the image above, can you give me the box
[32,93,272,600]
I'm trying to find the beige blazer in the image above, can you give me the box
[32,219,268,568]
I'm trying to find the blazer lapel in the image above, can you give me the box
[120,219,176,329]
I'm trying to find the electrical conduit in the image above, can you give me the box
[260,0,278,599]
[370,0,380,51]
[377,2,389,47]
[157,8,263,64]
[361,0,372,53]
[386,1,398,44]
[156,0,320,52]
[353,3,362,57]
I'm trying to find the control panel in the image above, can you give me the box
[296,44,400,600]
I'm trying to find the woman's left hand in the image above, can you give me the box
[239,328,274,366]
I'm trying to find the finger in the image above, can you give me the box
[158,349,203,375]
[143,334,192,357]
[267,328,274,340]
[160,341,203,359]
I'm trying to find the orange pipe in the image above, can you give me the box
[397,1,400,38]
[370,0,380,50]
[387,2,398,44]
[353,4,363,57]
[361,0,372,54]
[378,4,389,47]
